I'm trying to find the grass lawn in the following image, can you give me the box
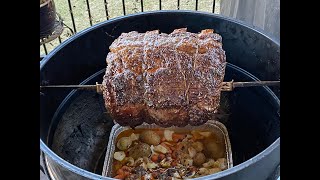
[41,0,221,55]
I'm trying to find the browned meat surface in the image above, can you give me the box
[102,28,226,127]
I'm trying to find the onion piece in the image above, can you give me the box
[114,151,126,161]
[147,162,158,169]
[129,133,140,141]
[164,130,174,141]
[203,159,215,168]
[188,147,197,158]
[123,157,134,166]
[198,131,211,137]
[154,145,168,154]
[150,145,156,155]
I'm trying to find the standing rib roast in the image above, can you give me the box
[102,28,226,127]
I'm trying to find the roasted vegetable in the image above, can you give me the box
[160,158,172,168]
[114,151,126,161]
[123,157,134,166]
[203,159,216,168]
[192,141,204,152]
[117,137,132,151]
[134,158,144,166]
[198,167,209,175]
[164,130,174,141]
[129,133,140,141]
[193,152,206,166]
[188,147,197,158]
[214,158,227,170]
[208,168,221,174]
[112,128,229,179]
[199,131,212,137]
[153,144,168,154]
[181,158,193,166]
[140,130,161,145]
[129,143,151,160]
[191,130,205,140]
[204,141,224,159]
[147,161,158,169]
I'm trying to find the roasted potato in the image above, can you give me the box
[208,168,221,174]
[140,130,161,145]
[128,143,151,160]
[117,137,132,150]
[214,158,227,170]
[193,152,206,166]
[204,141,224,159]
[114,151,126,161]
[192,141,204,152]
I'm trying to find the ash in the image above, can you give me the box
[51,91,114,173]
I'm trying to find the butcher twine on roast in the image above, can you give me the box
[102,28,226,127]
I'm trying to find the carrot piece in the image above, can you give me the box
[125,151,130,157]
[172,151,178,159]
[114,174,125,179]
[172,153,176,159]
[116,169,124,175]
[114,161,122,172]
[173,137,179,142]
[176,143,183,150]
[151,154,159,162]
[121,166,130,170]
[172,133,185,142]
[123,171,130,177]
[152,172,159,178]
[161,137,166,142]
[191,131,204,140]
[159,153,165,160]
[160,143,172,153]
[155,130,164,136]
[171,161,177,167]
[172,133,185,139]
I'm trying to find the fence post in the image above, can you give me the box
[220,0,280,40]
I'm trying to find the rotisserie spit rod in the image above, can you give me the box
[40,80,280,93]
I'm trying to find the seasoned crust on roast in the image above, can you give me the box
[102,28,226,127]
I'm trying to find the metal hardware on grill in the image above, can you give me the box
[40,80,280,93]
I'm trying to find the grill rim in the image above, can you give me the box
[40,10,280,180]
